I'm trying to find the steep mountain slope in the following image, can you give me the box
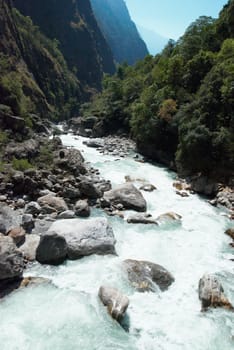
[0,0,80,121]
[90,0,148,64]
[13,0,115,90]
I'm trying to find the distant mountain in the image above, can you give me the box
[137,25,169,55]
[90,0,148,65]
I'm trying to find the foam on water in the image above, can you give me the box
[0,133,233,350]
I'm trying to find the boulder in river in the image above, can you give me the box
[225,228,234,240]
[198,274,234,311]
[127,213,157,225]
[156,212,182,223]
[79,179,102,199]
[36,231,68,265]
[0,235,24,280]
[48,217,116,260]
[139,184,157,192]
[123,259,175,292]
[104,183,147,212]
[98,286,129,322]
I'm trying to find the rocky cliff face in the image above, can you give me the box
[90,0,148,64]
[13,0,115,90]
[0,0,80,120]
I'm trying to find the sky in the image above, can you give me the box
[125,0,228,39]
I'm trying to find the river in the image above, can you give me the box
[0,133,233,350]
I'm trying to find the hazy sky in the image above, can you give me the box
[125,0,228,39]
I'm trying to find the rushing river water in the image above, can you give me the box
[0,134,233,350]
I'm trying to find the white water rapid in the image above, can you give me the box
[0,134,233,350]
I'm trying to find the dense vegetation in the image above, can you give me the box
[83,0,234,181]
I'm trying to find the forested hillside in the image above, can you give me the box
[83,0,234,182]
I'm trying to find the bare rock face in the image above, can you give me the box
[48,217,116,260]
[98,286,129,322]
[123,259,175,292]
[198,274,234,311]
[0,235,24,280]
[104,183,147,212]
[37,194,68,213]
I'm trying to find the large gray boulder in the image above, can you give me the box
[0,204,20,234]
[104,184,147,212]
[123,259,175,292]
[37,194,68,213]
[48,218,116,260]
[36,232,68,265]
[198,274,233,311]
[98,286,129,322]
[0,235,24,280]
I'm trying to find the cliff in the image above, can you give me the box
[90,0,148,64]
[0,0,80,120]
[13,0,115,90]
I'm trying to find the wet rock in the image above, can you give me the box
[98,286,129,322]
[123,259,175,292]
[198,274,234,311]
[0,204,20,234]
[127,213,157,225]
[225,228,234,240]
[57,210,76,219]
[75,200,90,217]
[84,139,104,148]
[48,218,116,260]
[8,227,26,247]
[22,214,35,233]
[36,231,67,265]
[156,212,182,223]
[139,184,157,192]
[19,234,40,261]
[0,235,24,280]
[0,276,50,299]
[78,180,102,199]
[104,183,147,212]
[173,181,191,191]
[37,194,68,213]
